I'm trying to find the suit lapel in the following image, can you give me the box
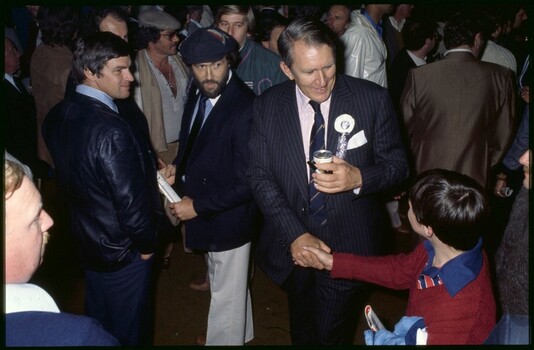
[327,77,357,152]
[188,76,239,159]
[182,89,199,144]
[174,88,200,167]
[277,83,309,201]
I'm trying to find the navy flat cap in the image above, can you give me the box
[179,27,237,65]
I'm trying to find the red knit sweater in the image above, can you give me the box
[331,243,496,345]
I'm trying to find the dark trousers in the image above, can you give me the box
[282,265,367,345]
[84,254,154,346]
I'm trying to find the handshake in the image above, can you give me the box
[290,233,334,270]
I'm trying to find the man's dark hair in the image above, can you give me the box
[409,169,490,251]
[186,5,204,16]
[71,31,131,85]
[287,5,324,21]
[37,6,80,48]
[278,17,337,68]
[443,11,487,50]
[136,26,163,50]
[403,19,437,51]
[255,18,287,43]
[79,6,128,38]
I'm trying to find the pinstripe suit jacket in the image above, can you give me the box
[248,75,409,285]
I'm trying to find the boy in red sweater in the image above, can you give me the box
[303,169,496,344]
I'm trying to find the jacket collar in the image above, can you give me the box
[76,84,118,113]
[443,48,476,60]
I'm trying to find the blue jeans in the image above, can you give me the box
[484,314,530,345]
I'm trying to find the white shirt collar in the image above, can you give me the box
[389,16,406,32]
[76,84,119,113]
[5,283,60,314]
[444,48,474,57]
[4,73,18,91]
[407,50,428,66]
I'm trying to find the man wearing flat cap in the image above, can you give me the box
[134,9,191,267]
[134,9,189,166]
[164,27,257,345]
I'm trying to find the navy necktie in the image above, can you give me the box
[177,94,208,177]
[13,76,28,96]
[308,100,327,225]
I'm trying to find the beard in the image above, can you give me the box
[193,69,229,98]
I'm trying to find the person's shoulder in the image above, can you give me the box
[6,311,120,346]
[250,40,282,63]
[339,74,385,91]
[484,57,515,73]
[69,95,129,131]
[343,19,364,36]
[44,97,78,124]
[229,73,257,100]
[405,59,439,78]
[390,49,411,68]
[478,59,516,78]
[71,95,117,118]
[255,79,294,101]
[135,48,147,60]
[348,10,372,31]
[34,43,72,60]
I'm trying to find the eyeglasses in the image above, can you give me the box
[160,30,179,41]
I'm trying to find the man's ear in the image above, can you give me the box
[472,32,484,56]
[280,61,293,80]
[84,68,97,82]
[147,40,157,51]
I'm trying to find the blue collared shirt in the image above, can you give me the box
[420,238,483,297]
[76,84,118,113]
[362,10,383,37]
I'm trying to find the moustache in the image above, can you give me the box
[202,80,220,85]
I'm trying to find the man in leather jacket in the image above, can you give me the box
[42,32,162,346]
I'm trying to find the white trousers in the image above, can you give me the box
[205,242,254,345]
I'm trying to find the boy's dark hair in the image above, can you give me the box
[409,169,490,251]
[71,32,131,85]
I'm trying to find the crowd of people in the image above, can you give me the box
[4,3,530,346]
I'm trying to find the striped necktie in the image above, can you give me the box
[308,100,327,225]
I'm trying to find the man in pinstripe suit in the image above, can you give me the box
[248,18,409,345]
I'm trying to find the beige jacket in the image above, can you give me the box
[134,50,189,153]
[31,44,73,166]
